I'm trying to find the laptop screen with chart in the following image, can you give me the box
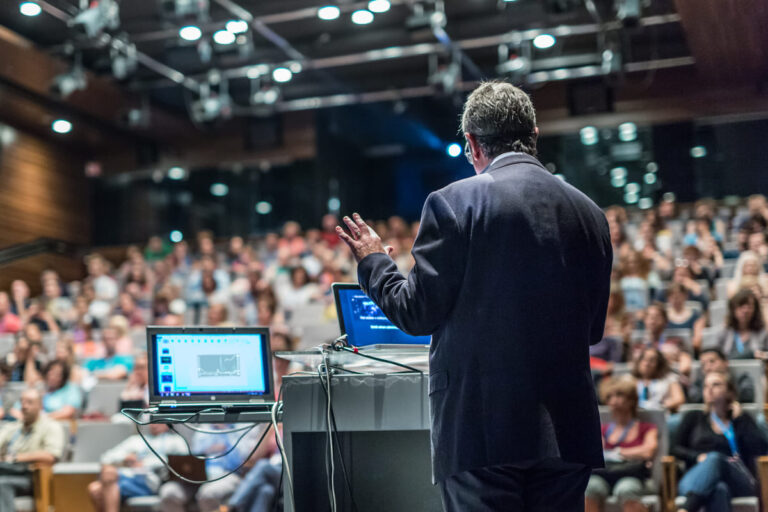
[332,283,431,348]
[146,326,274,406]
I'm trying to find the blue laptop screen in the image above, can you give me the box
[152,333,269,398]
[338,287,431,346]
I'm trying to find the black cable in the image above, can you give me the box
[272,382,287,512]
[168,422,258,461]
[131,419,272,485]
[317,365,360,512]
[338,346,423,374]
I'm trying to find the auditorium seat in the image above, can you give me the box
[83,382,126,417]
[708,300,728,328]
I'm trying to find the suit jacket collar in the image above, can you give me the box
[482,152,545,175]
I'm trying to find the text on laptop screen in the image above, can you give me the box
[152,333,268,397]
[338,287,431,346]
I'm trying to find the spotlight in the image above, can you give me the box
[252,87,280,105]
[351,9,374,25]
[328,197,341,211]
[646,161,658,173]
[69,0,120,38]
[368,0,391,13]
[611,175,626,188]
[20,2,42,16]
[610,167,627,180]
[210,183,229,197]
[446,143,462,158]
[170,230,184,243]
[690,146,707,158]
[638,197,653,210]
[288,62,303,73]
[51,119,72,134]
[50,65,87,98]
[255,201,272,214]
[226,19,248,34]
[618,122,637,142]
[272,67,292,83]
[625,182,640,195]
[624,191,638,204]
[533,34,556,49]
[168,166,186,180]
[213,29,235,45]
[579,126,598,146]
[317,5,340,20]
[179,25,202,41]
[160,0,210,18]
[644,173,657,185]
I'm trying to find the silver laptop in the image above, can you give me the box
[146,326,275,411]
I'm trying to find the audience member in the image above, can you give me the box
[673,372,767,512]
[712,289,768,359]
[687,348,755,404]
[11,360,82,420]
[120,352,149,407]
[631,347,685,413]
[0,389,65,510]
[586,377,658,512]
[5,337,42,384]
[88,423,186,512]
[666,283,705,353]
[728,251,768,298]
[83,326,134,380]
[619,251,659,314]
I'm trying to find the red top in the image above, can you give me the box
[602,421,657,449]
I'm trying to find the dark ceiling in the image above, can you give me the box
[0,0,690,117]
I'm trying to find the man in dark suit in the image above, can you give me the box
[337,81,612,511]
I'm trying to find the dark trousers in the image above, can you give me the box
[439,458,591,512]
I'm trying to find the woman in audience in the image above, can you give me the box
[631,347,685,413]
[106,315,134,355]
[713,289,768,360]
[673,371,767,512]
[5,336,42,384]
[54,338,85,385]
[727,251,768,298]
[591,286,631,363]
[11,360,82,420]
[586,377,658,512]
[633,303,692,379]
[619,251,660,316]
[276,265,320,311]
[666,283,705,353]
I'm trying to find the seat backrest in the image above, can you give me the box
[2,382,28,413]
[715,279,729,301]
[709,301,727,329]
[72,421,136,463]
[84,382,127,417]
[728,360,765,406]
[701,328,719,350]
[598,406,668,487]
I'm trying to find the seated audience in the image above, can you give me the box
[11,360,82,421]
[688,348,755,404]
[631,347,685,412]
[586,377,658,512]
[0,389,65,510]
[666,283,705,353]
[673,372,767,512]
[619,251,659,315]
[53,338,85,385]
[106,315,134,355]
[712,289,768,359]
[88,423,186,512]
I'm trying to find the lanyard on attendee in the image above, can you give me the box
[605,420,636,447]
[734,333,745,354]
[710,411,739,457]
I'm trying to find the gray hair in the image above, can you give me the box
[460,81,538,158]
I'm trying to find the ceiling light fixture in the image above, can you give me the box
[351,9,374,25]
[179,25,202,41]
[317,5,341,20]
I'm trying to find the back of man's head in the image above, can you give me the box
[461,81,538,158]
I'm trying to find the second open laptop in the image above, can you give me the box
[146,326,275,411]
[332,283,431,350]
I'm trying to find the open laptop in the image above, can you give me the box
[332,283,431,350]
[146,326,275,411]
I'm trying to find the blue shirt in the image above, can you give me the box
[84,355,134,374]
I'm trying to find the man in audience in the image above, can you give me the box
[0,389,65,510]
[0,293,21,335]
[687,348,755,403]
[120,352,149,407]
[88,423,186,512]
[83,326,133,380]
[5,337,42,384]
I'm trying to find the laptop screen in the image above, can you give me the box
[148,329,272,402]
[334,284,431,346]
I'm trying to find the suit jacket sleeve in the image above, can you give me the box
[357,191,465,336]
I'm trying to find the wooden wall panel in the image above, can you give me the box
[0,123,91,292]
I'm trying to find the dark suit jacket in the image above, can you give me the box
[357,153,612,482]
